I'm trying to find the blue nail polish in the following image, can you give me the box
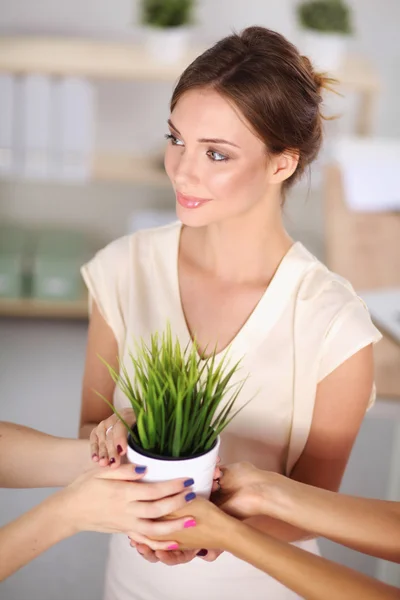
[184,478,195,488]
[185,491,196,502]
[135,465,147,474]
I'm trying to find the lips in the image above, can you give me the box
[176,191,211,209]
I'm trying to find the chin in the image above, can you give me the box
[175,203,215,228]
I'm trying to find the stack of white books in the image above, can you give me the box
[0,74,95,182]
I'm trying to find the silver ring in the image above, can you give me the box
[105,425,114,436]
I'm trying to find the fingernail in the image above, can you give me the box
[185,492,196,502]
[135,465,147,474]
[184,519,196,529]
[109,458,116,465]
[92,454,98,460]
[184,478,195,488]
[167,543,179,550]
[197,549,208,557]
[117,445,123,454]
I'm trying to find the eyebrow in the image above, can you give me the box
[167,119,240,148]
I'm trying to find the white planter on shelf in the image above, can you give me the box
[144,26,189,65]
[126,433,220,498]
[301,30,348,73]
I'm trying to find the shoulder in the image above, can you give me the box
[293,244,381,349]
[296,245,368,324]
[92,221,180,269]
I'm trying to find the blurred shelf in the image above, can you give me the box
[0,297,88,319]
[92,153,169,186]
[0,36,203,81]
[0,153,170,187]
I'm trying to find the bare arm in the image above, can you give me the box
[245,345,375,542]
[219,462,400,563]
[79,302,119,440]
[0,422,91,488]
[227,521,400,600]
[0,457,198,582]
[158,499,400,600]
[264,475,400,562]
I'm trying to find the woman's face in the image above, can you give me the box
[164,88,275,227]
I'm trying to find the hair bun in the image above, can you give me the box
[300,55,336,94]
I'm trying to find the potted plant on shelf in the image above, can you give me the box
[296,0,352,72]
[141,0,195,65]
[97,325,250,498]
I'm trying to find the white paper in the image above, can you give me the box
[332,137,400,213]
[0,75,14,176]
[52,77,95,182]
[20,74,52,179]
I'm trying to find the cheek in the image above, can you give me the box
[164,146,178,181]
[208,162,266,203]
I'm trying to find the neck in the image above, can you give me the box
[183,202,293,285]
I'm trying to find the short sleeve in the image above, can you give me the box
[81,236,130,353]
[318,296,382,406]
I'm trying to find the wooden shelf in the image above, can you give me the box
[0,36,203,81]
[0,297,88,320]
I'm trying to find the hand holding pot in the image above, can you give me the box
[216,462,293,521]
[90,408,136,467]
[60,464,197,550]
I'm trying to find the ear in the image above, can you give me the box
[269,151,299,184]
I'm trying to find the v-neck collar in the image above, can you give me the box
[166,222,315,361]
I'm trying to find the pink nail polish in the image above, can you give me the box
[184,519,196,529]
[167,543,179,550]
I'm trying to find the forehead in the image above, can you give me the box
[171,88,262,147]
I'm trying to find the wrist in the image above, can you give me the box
[49,488,81,537]
[258,472,299,522]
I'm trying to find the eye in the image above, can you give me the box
[207,150,229,162]
[164,133,184,146]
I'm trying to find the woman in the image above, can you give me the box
[0,421,197,582]
[80,26,381,599]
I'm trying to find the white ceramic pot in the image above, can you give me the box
[126,435,220,499]
[301,30,348,73]
[144,26,189,65]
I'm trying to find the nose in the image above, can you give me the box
[173,148,200,190]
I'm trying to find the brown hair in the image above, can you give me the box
[171,26,335,188]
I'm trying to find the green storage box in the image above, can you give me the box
[31,229,92,302]
[0,226,27,299]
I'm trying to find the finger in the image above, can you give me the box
[214,466,222,479]
[129,533,179,552]
[132,478,195,502]
[106,427,120,468]
[137,516,196,538]
[199,549,223,562]
[136,544,159,563]
[97,463,147,481]
[112,419,130,457]
[155,549,197,565]
[134,489,196,519]
[211,478,221,493]
[89,428,99,462]
[97,422,110,466]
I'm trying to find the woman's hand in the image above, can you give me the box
[216,462,299,522]
[90,409,135,467]
[135,498,235,558]
[59,464,197,550]
[215,462,276,519]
